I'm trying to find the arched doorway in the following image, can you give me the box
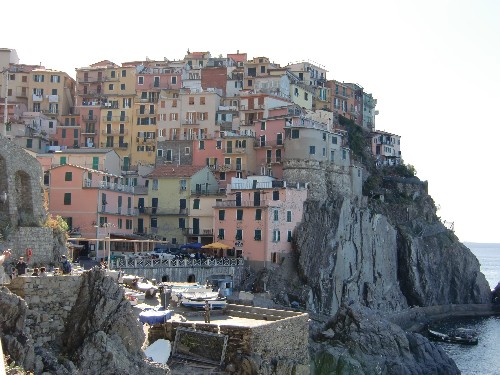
[15,170,34,226]
[187,274,196,283]
[161,275,170,282]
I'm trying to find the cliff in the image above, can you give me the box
[0,271,167,375]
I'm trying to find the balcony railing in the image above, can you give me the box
[214,200,271,208]
[138,207,189,216]
[182,228,213,236]
[222,148,247,154]
[253,139,284,148]
[111,257,244,269]
[32,94,43,102]
[99,205,137,216]
[83,178,135,193]
[101,129,128,135]
[82,115,97,122]
[102,116,129,122]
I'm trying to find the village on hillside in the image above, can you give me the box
[0,48,402,269]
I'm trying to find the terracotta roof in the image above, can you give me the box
[147,165,206,178]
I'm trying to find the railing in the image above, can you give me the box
[102,116,129,122]
[82,115,97,122]
[139,207,189,215]
[182,228,213,235]
[253,139,284,148]
[100,142,129,149]
[101,129,128,135]
[111,257,244,269]
[82,179,135,193]
[214,200,271,208]
[99,205,137,216]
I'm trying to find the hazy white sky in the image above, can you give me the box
[5,0,500,242]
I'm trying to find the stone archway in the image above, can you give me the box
[161,275,170,282]
[15,170,34,226]
[187,274,196,283]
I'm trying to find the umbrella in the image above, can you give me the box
[202,242,232,250]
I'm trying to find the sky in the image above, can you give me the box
[5,0,500,243]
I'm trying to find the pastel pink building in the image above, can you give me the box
[213,176,308,269]
[48,164,136,258]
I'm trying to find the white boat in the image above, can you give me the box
[181,296,227,310]
[123,287,146,303]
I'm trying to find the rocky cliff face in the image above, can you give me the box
[0,271,167,375]
[268,173,490,316]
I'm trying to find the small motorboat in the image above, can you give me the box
[427,328,478,345]
[123,287,146,304]
[181,296,227,310]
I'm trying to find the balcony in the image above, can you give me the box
[182,228,213,236]
[138,207,189,216]
[136,137,155,144]
[32,94,43,102]
[77,90,101,97]
[85,179,135,193]
[99,204,137,216]
[102,116,129,122]
[101,102,120,109]
[253,139,284,148]
[101,129,128,135]
[136,109,156,116]
[82,129,97,135]
[80,75,105,83]
[82,115,97,122]
[48,95,59,103]
[222,147,247,154]
[182,119,199,125]
[219,163,244,172]
[215,200,271,208]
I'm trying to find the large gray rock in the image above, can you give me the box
[311,305,460,375]
[0,286,35,371]
[62,270,167,375]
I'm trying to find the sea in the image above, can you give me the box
[433,243,500,375]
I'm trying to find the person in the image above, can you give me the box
[204,300,211,323]
[0,249,12,284]
[15,256,27,276]
[31,267,39,276]
[39,267,47,277]
[61,255,72,275]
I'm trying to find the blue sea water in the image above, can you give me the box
[434,243,500,375]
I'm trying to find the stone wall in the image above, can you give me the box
[6,275,82,347]
[118,264,244,285]
[6,227,60,265]
[149,304,310,372]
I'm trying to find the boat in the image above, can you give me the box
[123,287,146,305]
[427,328,478,345]
[181,296,227,310]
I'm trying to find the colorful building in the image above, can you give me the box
[213,176,308,268]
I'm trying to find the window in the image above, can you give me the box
[236,209,243,221]
[309,146,316,155]
[189,97,194,105]
[216,140,221,149]
[108,84,114,90]
[65,172,72,181]
[219,210,225,220]
[273,191,279,200]
[260,66,266,73]
[200,97,205,105]
[26,139,33,148]
[235,229,242,240]
[171,76,177,84]
[150,217,157,228]
[287,210,292,222]
[254,229,262,241]
[199,140,204,150]
[287,230,293,242]
[332,136,337,144]
[120,84,125,90]
[260,121,266,130]
[273,230,281,242]
[126,219,132,230]
[138,76,144,85]
[304,92,309,101]
[273,209,279,221]
[219,172,226,181]
[122,69,127,77]
[178,218,186,229]
[118,219,123,229]
[180,180,187,190]
[255,209,262,220]
[74,129,78,138]
[291,129,299,139]
[193,199,200,209]
[247,79,253,87]
[64,193,71,205]
[184,147,190,155]
[330,150,335,161]
[152,179,158,190]
[166,149,172,161]
[218,228,225,240]
[111,71,116,78]
[342,149,347,160]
